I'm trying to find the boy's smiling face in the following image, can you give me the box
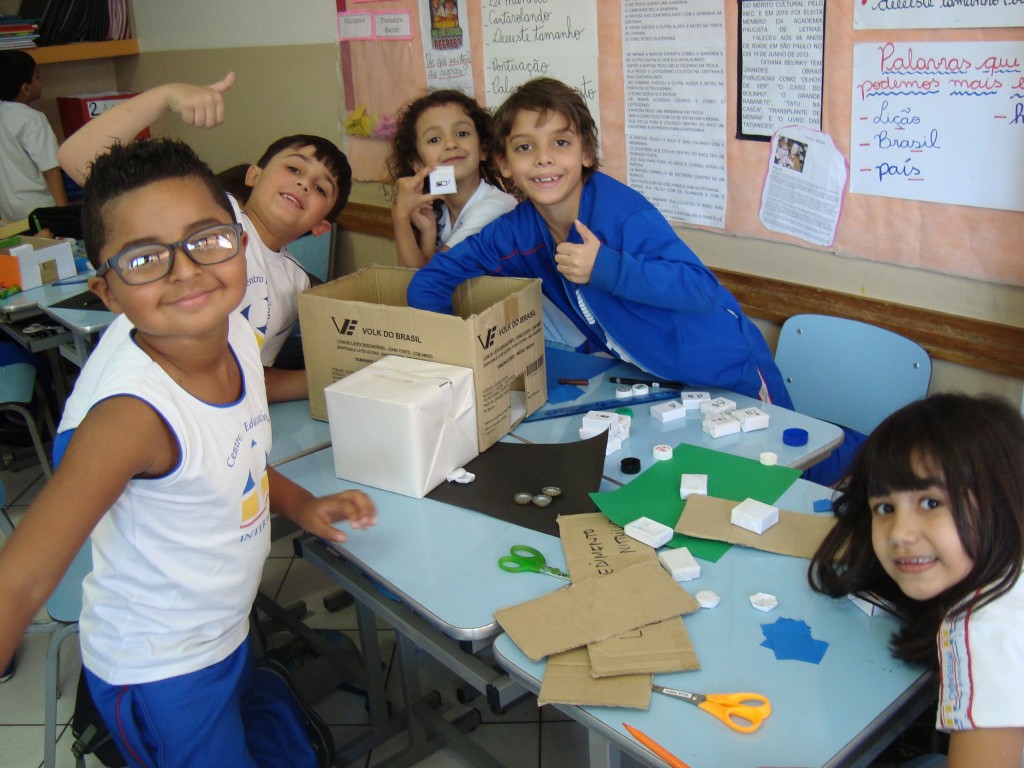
[88,176,246,344]
[244,145,338,241]
[496,109,593,224]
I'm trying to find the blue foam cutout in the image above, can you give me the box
[813,498,833,513]
[760,617,829,664]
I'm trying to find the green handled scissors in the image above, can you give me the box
[498,545,570,581]
[652,685,771,733]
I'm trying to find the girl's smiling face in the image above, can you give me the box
[870,455,975,601]
[414,102,483,186]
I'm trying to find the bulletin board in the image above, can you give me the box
[336,1,1024,286]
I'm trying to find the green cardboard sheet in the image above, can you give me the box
[590,443,801,562]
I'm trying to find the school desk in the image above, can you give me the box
[269,387,888,766]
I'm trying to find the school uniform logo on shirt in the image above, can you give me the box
[240,296,271,349]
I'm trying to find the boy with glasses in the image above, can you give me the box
[0,138,376,767]
[57,71,351,402]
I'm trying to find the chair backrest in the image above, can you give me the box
[286,227,335,284]
[774,314,931,435]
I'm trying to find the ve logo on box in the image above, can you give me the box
[477,326,496,349]
[333,318,359,336]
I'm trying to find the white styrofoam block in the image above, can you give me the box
[624,516,674,548]
[582,410,617,432]
[734,406,770,432]
[579,426,607,440]
[679,473,708,500]
[700,396,736,415]
[848,594,884,617]
[679,391,711,410]
[731,498,780,534]
[658,546,701,581]
[325,356,478,498]
[651,400,687,423]
[702,412,740,438]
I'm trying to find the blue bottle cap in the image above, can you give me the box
[783,427,809,446]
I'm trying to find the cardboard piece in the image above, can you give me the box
[538,648,652,709]
[587,619,699,678]
[494,559,696,661]
[557,514,700,677]
[675,495,836,559]
[0,236,75,291]
[324,355,478,498]
[298,265,546,451]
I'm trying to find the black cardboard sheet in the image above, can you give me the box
[427,432,608,537]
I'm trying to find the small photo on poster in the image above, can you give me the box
[773,136,807,173]
[429,0,463,50]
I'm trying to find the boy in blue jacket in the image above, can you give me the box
[407,77,792,408]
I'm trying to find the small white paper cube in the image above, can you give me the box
[680,391,711,410]
[680,473,708,500]
[624,516,673,548]
[582,410,617,432]
[613,413,632,440]
[658,547,701,581]
[651,400,687,423]
[429,165,457,194]
[731,498,779,534]
[702,412,740,438]
[735,406,770,432]
[700,396,736,415]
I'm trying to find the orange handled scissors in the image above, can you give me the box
[652,685,771,733]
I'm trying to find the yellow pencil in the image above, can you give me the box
[622,722,693,768]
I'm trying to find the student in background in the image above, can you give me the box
[0,138,376,767]
[386,88,516,268]
[407,77,792,409]
[809,394,1024,768]
[57,72,352,402]
[0,50,68,222]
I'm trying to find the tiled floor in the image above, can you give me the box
[0,449,591,768]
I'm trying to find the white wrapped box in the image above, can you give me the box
[679,391,711,410]
[731,498,779,534]
[325,355,479,498]
[702,412,740,438]
[734,406,770,432]
[651,399,687,423]
[700,396,736,415]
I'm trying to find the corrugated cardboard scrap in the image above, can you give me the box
[494,559,694,662]
[675,495,836,559]
[558,513,700,677]
[537,647,652,709]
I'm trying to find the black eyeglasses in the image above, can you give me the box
[95,222,244,286]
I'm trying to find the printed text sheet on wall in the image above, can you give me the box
[481,0,600,117]
[622,0,728,228]
[850,41,1024,213]
[738,0,825,139]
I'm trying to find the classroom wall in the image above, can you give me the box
[36,0,1024,407]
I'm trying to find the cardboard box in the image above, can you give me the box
[325,356,479,498]
[0,236,75,291]
[57,92,149,139]
[299,265,546,451]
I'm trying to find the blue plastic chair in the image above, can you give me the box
[774,314,932,436]
[1,475,90,768]
[0,362,55,478]
[286,227,335,283]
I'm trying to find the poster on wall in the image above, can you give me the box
[481,0,600,119]
[737,0,825,140]
[759,125,847,247]
[854,3,1024,30]
[850,40,1024,213]
[421,0,474,94]
[621,0,728,228]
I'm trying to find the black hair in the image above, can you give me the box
[0,50,37,101]
[82,138,233,267]
[808,393,1024,666]
[491,77,601,182]
[256,134,352,221]
[385,89,506,192]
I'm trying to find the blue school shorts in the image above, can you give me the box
[84,636,317,768]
